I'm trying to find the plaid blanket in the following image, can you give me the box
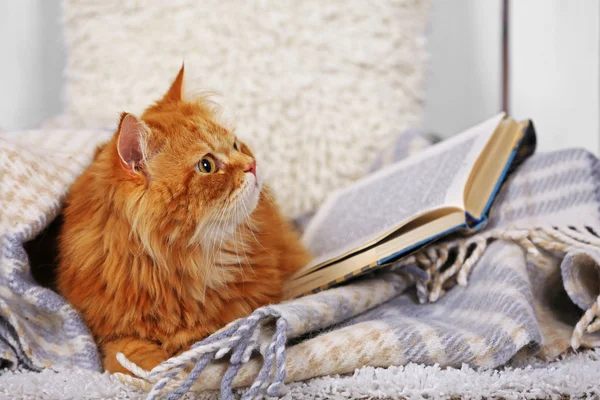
[1,129,600,400]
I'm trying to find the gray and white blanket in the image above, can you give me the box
[1,129,600,399]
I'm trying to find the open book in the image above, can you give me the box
[285,113,536,299]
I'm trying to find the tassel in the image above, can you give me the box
[429,242,466,302]
[571,295,600,350]
[457,236,488,286]
[163,353,214,400]
[114,307,283,400]
[587,318,600,333]
[407,225,600,355]
[116,352,151,379]
[414,253,433,304]
[266,318,289,397]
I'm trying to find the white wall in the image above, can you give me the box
[0,1,64,131]
[424,0,502,138]
[510,0,600,154]
[425,0,599,155]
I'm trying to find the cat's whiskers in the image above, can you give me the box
[216,206,230,283]
[239,227,256,279]
[227,180,250,207]
[237,190,260,233]
[189,210,216,246]
[261,189,278,209]
[232,204,247,294]
[216,206,240,281]
[235,201,256,278]
[231,202,246,281]
[198,205,224,301]
[188,219,215,280]
[198,207,222,246]
[203,202,232,298]
[186,202,226,298]
[241,197,272,256]
[206,205,227,263]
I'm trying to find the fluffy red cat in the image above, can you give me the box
[57,65,311,374]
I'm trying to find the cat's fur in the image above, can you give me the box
[57,65,310,374]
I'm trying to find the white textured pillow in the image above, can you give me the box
[58,1,430,218]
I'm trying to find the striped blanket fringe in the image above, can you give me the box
[114,307,287,400]
[113,224,600,400]
[393,224,600,350]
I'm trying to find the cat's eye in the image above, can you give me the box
[197,156,217,174]
[233,141,239,151]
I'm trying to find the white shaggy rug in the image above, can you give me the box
[52,0,431,219]
[2,350,599,399]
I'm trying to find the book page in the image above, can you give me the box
[301,113,505,268]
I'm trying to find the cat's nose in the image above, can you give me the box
[245,160,256,177]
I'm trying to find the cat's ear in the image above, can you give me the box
[162,63,186,102]
[117,113,150,175]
